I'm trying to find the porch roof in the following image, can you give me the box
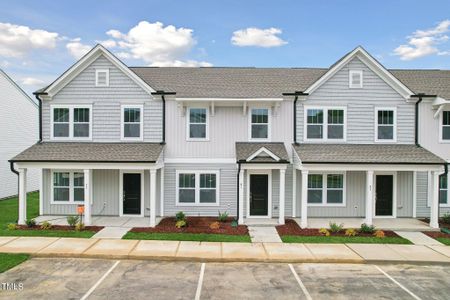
[292,144,445,165]
[236,142,289,163]
[10,142,164,163]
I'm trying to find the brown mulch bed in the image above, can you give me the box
[276,219,400,237]
[419,218,450,230]
[422,231,450,239]
[16,225,104,232]
[130,217,248,235]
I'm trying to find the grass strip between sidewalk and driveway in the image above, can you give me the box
[123,232,252,243]
[0,253,29,273]
[435,237,450,245]
[281,235,413,244]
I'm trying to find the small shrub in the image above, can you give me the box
[360,223,376,234]
[345,228,357,237]
[7,223,17,231]
[442,213,450,224]
[67,215,79,227]
[40,221,52,230]
[319,228,330,236]
[25,219,36,228]
[209,221,220,230]
[329,222,344,233]
[175,211,186,222]
[231,219,238,227]
[75,222,85,231]
[175,220,187,228]
[218,211,229,222]
[374,230,385,238]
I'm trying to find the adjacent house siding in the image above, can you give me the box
[397,171,413,217]
[42,55,162,142]
[296,57,415,144]
[416,171,450,217]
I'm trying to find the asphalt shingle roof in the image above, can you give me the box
[236,142,289,163]
[10,142,164,162]
[292,144,445,164]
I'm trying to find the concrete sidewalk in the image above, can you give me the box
[0,236,449,264]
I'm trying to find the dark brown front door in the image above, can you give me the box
[375,175,393,216]
[250,174,269,216]
[123,173,141,215]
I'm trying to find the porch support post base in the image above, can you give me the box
[279,169,286,224]
[150,169,157,227]
[300,170,308,228]
[18,168,27,225]
[365,170,374,226]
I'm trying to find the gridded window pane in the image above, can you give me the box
[327,174,343,189]
[251,124,268,139]
[251,109,269,139]
[54,188,70,201]
[251,109,269,123]
[53,108,69,137]
[200,174,216,203]
[190,109,206,123]
[74,173,84,187]
[179,173,195,203]
[179,174,195,188]
[443,112,450,140]
[190,124,206,138]
[74,188,84,202]
[327,190,343,203]
[54,124,69,137]
[328,110,344,124]
[443,127,450,140]
[440,175,448,204]
[200,190,216,203]
[74,124,89,137]
[53,172,70,202]
[124,108,140,123]
[378,110,394,125]
[307,109,323,124]
[124,124,140,137]
[439,191,448,204]
[200,174,216,188]
[179,190,195,203]
[307,125,323,139]
[327,110,344,139]
[74,108,89,122]
[308,175,323,189]
[307,109,323,139]
[73,173,84,202]
[189,109,207,139]
[443,111,450,125]
[378,126,393,140]
[308,190,322,203]
[54,108,69,122]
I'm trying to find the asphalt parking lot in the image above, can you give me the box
[0,258,449,299]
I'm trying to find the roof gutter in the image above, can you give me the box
[151,90,176,145]
[282,91,308,144]
[411,93,436,146]
[10,161,19,200]
[32,91,47,143]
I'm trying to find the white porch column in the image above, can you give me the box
[238,168,244,224]
[292,168,297,218]
[365,170,374,225]
[150,169,157,227]
[430,171,440,229]
[84,169,92,226]
[160,168,165,217]
[279,169,286,224]
[18,168,27,225]
[300,170,308,228]
[39,169,43,216]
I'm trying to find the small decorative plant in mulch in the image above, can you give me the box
[11,224,103,232]
[130,217,248,235]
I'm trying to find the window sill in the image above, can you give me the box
[186,138,210,142]
[307,204,346,207]
[175,203,220,207]
[50,201,85,205]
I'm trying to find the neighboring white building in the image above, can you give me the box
[0,69,39,199]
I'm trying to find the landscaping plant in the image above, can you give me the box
[25,219,36,228]
[40,221,52,230]
[175,220,187,228]
[329,222,344,233]
[218,211,229,222]
[360,223,376,234]
[374,230,385,238]
[6,223,17,231]
[175,211,186,222]
[75,222,85,231]
[67,215,79,227]
[209,221,220,230]
[442,213,450,224]
[345,228,357,236]
[319,228,330,236]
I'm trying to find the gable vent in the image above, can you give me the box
[349,70,363,88]
[95,69,109,87]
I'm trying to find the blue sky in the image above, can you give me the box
[1,0,450,94]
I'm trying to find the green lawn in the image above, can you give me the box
[281,235,412,244]
[436,237,450,246]
[123,232,251,243]
[0,253,29,273]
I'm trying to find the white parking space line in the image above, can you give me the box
[195,263,206,300]
[80,260,121,300]
[374,265,421,300]
[289,264,312,300]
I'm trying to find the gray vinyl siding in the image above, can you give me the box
[296,57,415,144]
[397,171,413,217]
[416,171,450,217]
[42,55,162,142]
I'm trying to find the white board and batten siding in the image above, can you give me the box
[416,171,450,217]
[0,70,39,199]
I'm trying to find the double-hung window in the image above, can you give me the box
[177,171,219,205]
[187,108,208,140]
[441,111,450,142]
[51,106,92,139]
[307,173,345,206]
[121,105,143,140]
[305,107,345,141]
[375,108,396,142]
[52,171,85,203]
[250,108,270,140]
[440,175,448,206]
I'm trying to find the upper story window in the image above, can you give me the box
[375,108,396,142]
[95,69,109,87]
[52,171,84,203]
[121,105,143,141]
[441,111,450,142]
[51,106,92,140]
[177,171,219,206]
[440,175,448,206]
[250,108,270,141]
[307,173,345,206]
[187,108,208,141]
[349,70,363,88]
[305,107,345,141]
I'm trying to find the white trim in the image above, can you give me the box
[374,107,397,143]
[439,110,450,143]
[246,169,272,218]
[16,162,163,170]
[298,163,443,173]
[186,107,210,141]
[50,105,93,141]
[119,170,145,217]
[306,172,346,207]
[240,163,288,170]
[175,170,220,206]
[160,168,165,217]
[248,107,271,142]
[373,172,397,218]
[349,70,363,89]
[50,170,86,204]
[39,169,43,216]
[438,173,449,207]
[303,106,347,142]
[164,158,235,164]
[304,46,414,99]
[121,104,144,141]
[95,69,109,87]
[246,147,280,162]
[176,97,284,102]
[412,171,417,218]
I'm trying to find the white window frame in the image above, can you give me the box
[439,174,449,207]
[248,107,271,141]
[374,107,397,143]
[175,170,220,206]
[95,69,109,87]
[439,110,450,143]
[121,104,144,141]
[349,70,363,88]
[50,105,93,140]
[307,172,346,207]
[304,106,347,142]
[50,170,85,204]
[186,107,209,141]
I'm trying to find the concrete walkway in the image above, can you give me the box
[394,231,443,246]
[248,226,282,243]
[0,236,449,264]
[92,227,130,239]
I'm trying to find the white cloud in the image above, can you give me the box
[106,21,210,66]
[231,27,287,47]
[97,39,117,48]
[66,38,91,59]
[150,60,212,67]
[394,20,450,60]
[21,77,45,86]
[0,22,59,58]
